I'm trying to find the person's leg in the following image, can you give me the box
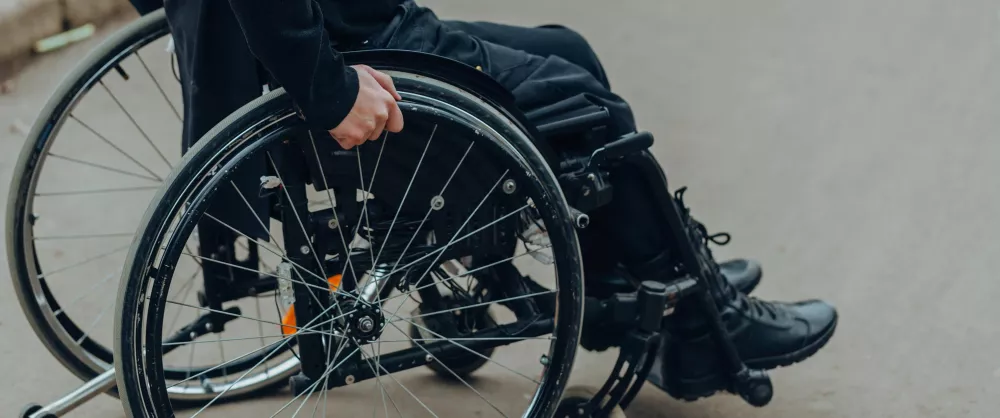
[440,20,611,89]
[376,1,837,398]
[425,16,763,294]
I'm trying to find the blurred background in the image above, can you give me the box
[1,0,999,417]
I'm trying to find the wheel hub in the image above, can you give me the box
[344,300,385,343]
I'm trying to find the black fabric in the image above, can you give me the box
[361,1,636,137]
[440,20,611,90]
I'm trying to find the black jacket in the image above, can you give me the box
[226,0,400,130]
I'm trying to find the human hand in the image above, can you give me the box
[328,65,404,149]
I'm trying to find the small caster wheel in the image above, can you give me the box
[20,403,55,418]
[555,386,627,418]
[20,403,42,418]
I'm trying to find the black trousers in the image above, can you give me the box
[360,1,637,138]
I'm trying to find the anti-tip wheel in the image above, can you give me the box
[556,385,627,418]
[19,403,56,418]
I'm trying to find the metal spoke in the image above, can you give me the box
[382,171,513,327]
[98,80,172,170]
[134,52,182,120]
[384,245,551,305]
[164,270,199,334]
[383,202,528,281]
[266,152,329,280]
[394,290,554,324]
[391,314,541,385]
[195,215,331,308]
[46,153,159,182]
[74,297,115,344]
[37,244,130,279]
[35,185,159,197]
[379,336,553,343]
[202,212,327,286]
[67,114,163,181]
[383,324,509,417]
[296,332,351,417]
[306,131,362,283]
[162,299,351,338]
[369,351,440,418]
[372,124,437,268]
[190,334,304,416]
[227,181,287,255]
[180,251,351,302]
[162,334,319,347]
[34,232,134,241]
[372,140,475,304]
[267,346,361,418]
[167,297,356,390]
[357,344,397,418]
[356,146,375,269]
[52,270,117,316]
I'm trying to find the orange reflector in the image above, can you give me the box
[281,274,342,336]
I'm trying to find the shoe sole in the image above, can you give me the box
[663,312,839,402]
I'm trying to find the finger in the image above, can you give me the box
[385,100,404,133]
[329,131,354,150]
[363,67,401,101]
[368,110,388,141]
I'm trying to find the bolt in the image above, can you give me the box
[189,331,197,340]
[578,407,586,416]
[345,375,355,385]
[586,173,597,182]
[503,179,517,194]
[539,354,549,366]
[430,195,445,211]
[327,218,339,229]
[359,317,375,333]
[205,322,214,332]
[300,245,310,255]
[425,354,434,362]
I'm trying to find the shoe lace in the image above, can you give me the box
[747,297,782,320]
[673,187,732,246]
[673,186,780,319]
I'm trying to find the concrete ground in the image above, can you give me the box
[2,0,999,417]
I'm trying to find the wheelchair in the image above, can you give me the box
[10,9,774,418]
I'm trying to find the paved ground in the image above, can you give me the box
[2,0,1000,417]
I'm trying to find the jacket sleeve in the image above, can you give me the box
[227,0,359,131]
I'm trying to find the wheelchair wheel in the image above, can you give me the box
[114,60,584,416]
[6,8,294,404]
[6,10,176,385]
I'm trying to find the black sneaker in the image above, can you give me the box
[651,187,838,401]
